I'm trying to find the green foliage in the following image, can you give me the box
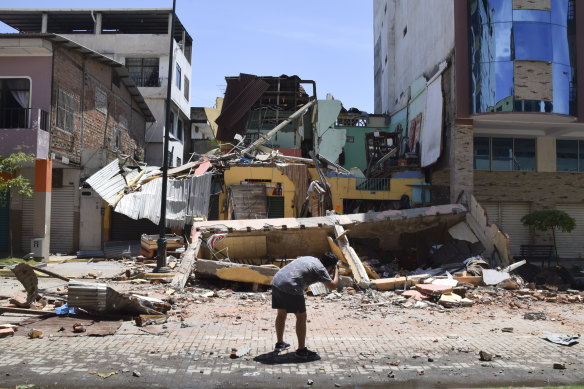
[0,152,35,206]
[521,209,576,233]
[0,257,38,266]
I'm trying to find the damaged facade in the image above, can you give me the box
[0,8,194,168]
[374,0,584,259]
[0,33,153,258]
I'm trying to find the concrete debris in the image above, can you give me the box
[0,328,15,338]
[28,329,43,339]
[524,312,546,321]
[479,351,493,361]
[544,332,579,346]
[416,284,452,297]
[482,269,511,286]
[230,344,251,358]
[10,263,39,306]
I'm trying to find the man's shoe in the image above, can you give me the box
[295,347,317,360]
[274,341,290,352]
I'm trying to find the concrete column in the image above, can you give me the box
[95,13,102,35]
[32,159,52,262]
[41,13,48,33]
[450,122,474,204]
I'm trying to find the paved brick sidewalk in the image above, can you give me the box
[1,288,583,388]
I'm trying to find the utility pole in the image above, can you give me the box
[154,0,176,273]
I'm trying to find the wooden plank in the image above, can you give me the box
[435,275,483,286]
[370,274,430,291]
[333,225,369,288]
[0,307,55,316]
[327,236,349,267]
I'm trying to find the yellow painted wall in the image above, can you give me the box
[220,165,425,218]
[221,166,298,219]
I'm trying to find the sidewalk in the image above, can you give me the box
[1,283,583,388]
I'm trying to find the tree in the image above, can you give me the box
[0,152,35,256]
[521,209,576,260]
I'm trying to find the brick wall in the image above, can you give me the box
[50,45,146,164]
[432,169,584,208]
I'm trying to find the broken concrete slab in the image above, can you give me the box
[543,332,579,346]
[333,224,369,289]
[482,269,511,286]
[416,284,453,297]
[196,259,278,285]
[11,263,39,306]
[402,290,427,301]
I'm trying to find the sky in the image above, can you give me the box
[0,1,374,113]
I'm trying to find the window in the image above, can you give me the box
[0,78,31,129]
[56,89,77,133]
[125,58,160,87]
[114,127,121,150]
[169,111,175,135]
[95,89,107,114]
[184,76,190,101]
[175,64,182,89]
[556,139,583,172]
[177,119,183,142]
[473,137,535,171]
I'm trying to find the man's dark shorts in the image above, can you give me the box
[271,286,306,314]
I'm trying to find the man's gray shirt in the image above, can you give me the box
[271,256,332,295]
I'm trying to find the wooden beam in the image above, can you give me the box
[333,225,370,288]
[370,274,430,291]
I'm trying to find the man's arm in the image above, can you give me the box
[323,266,339,290]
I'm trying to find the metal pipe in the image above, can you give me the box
[241,99,316,156]
[154,0,176,274]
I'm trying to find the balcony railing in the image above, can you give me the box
[0,108,49,131]
[355,177,390,192]
[129,75,163,87]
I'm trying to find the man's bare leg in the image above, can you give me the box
[295,312,307,349]
[275,309,287,343]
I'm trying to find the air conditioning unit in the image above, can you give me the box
[31,238,45,257]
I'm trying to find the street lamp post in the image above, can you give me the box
[154,0,177,273]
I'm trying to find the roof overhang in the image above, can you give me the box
[472,112,584,139]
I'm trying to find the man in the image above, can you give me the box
[270,252,339,359]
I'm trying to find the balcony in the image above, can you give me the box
[0,108,50,159]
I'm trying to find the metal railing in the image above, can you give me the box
[0,108,49,131]
[355,177,390,192]
[129,75,163,87]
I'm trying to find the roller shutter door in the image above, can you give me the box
[500,202,531,256]
[50,186,76,254]
[21,195,34,253]
[482,202,530,256]
[555,204,584,259]
[0,192,9,252]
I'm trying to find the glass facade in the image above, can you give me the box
[469,0,576,115]
[473,137,536,171]
[556,139,584,172]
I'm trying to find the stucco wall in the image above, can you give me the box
[373,0,455,114]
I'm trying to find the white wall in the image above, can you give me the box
[373,0,455,114]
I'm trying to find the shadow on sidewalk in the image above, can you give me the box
[254,351,321,365]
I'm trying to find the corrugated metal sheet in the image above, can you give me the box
[113,172,212,229]
[85,159,126,204]
[215,73,269,141]
[68,280,107,312]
